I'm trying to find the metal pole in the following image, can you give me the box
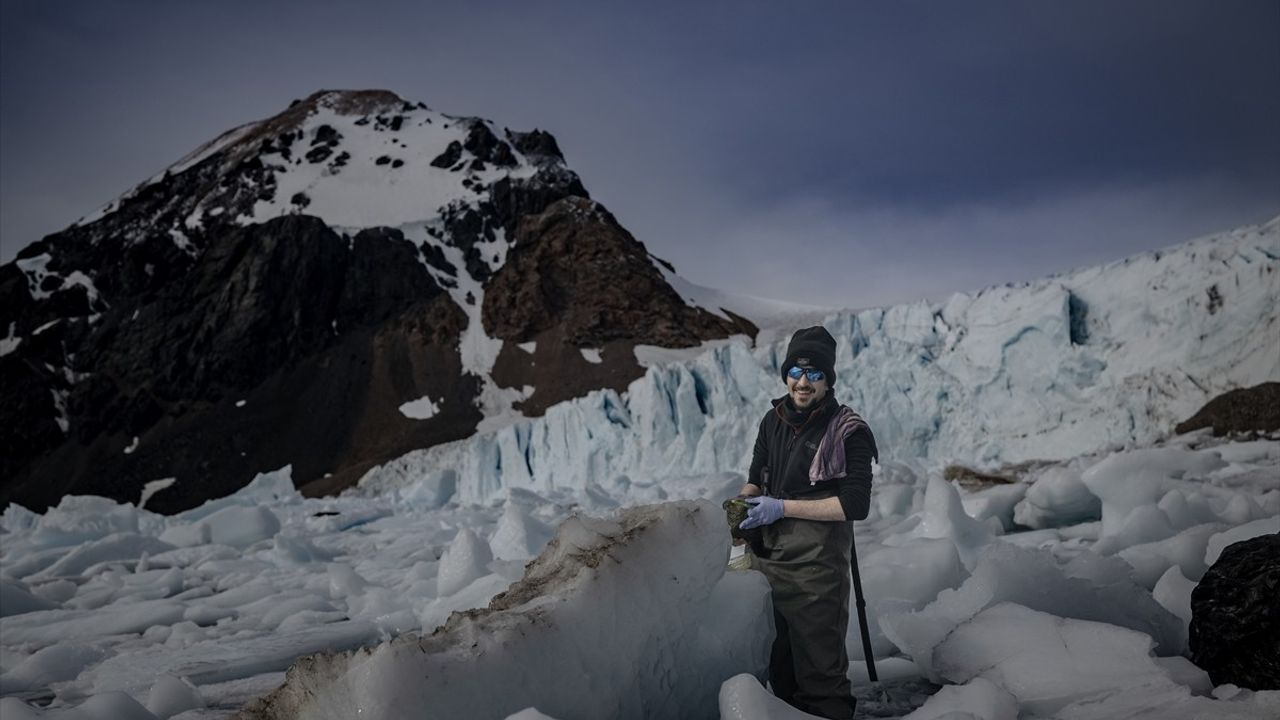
[850,531,877,682]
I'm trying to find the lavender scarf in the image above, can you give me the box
[808,405,871,485]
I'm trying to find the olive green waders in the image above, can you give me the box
[753,517,855,720]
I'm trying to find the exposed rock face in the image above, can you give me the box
[3,215,474,513]
[483,197,754,347]
[480,197,755,414]
[1189,533,1280,690]
[0,90,756,513]
[1175,382,1280,436]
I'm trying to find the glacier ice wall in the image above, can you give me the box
[361,220,1280,504]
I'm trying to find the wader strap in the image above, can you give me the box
[850,529,878,682]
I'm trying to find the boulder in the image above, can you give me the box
[1189,533,1280,689]
[1175,382,1280,436]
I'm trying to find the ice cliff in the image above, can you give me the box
[360,218,1280,503]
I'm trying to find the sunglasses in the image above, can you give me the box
[787,366,826,383]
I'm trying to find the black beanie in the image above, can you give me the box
[781,326,837,385]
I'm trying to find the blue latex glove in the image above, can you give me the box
[739,496,784,529]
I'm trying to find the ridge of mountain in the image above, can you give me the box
[0,89,758,512]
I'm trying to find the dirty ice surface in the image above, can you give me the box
[3,430,1278,719]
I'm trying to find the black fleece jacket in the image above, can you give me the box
[746,393,876,521]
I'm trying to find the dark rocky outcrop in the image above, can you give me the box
[507,129,564,163]
[430,141,463,169]
[1175,382,1280,436]
[942,465,1016,491]
[1189,533,1280,690]
[462,121,517,168]
[2,215,474,513]
[440,169,589,283]
[480,197,756,415]
[483,197,754,348]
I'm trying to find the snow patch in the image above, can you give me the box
[138,478,177,510]
[397,395,440,420]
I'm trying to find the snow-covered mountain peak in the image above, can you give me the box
[72,89,570,249]
[1,90,756,512]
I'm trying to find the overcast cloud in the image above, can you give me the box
[2,0,1277,308]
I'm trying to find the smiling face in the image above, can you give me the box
[786,368,829,409]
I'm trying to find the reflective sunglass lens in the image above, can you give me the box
[787,366,825,382]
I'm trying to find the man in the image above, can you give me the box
[737,325,877,720]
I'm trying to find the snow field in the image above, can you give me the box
[1,432,1277,718]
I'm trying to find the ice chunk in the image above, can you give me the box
[0,502,39,533]
[1,598,188,646]
[0,698,41,720]
[1118,522,1223,588]
[1204,516,1280,565]
[415,573,512,632]
[489,503,553,561]
[396,469,457,509]
[158,521,213,548]
[0,578,56,616]
[933,602,1180,716]
[244,501,772,720]
[912,477,993,570]
[504,710,562,720]
[34,533,176,579]
[1061,550,1133,586]
[30,579,77,605]
[174,466,298,523]
[327,564,370,600]
[436,528,494,597]
[205,505,282,549]
[718,673,828,719]
[881,542,1184,678]
[902,677,1018,720]
[270,534,335,567]
[1212,439,1280,464]
[851,538,965,660]
[1053,680,1280,719]
[228,465,299,505]
[0,691,162,719]
[1013,462,1101,530]
[874,483,916,519]
[1216,493,1268,525]
[1153,656,1212,696]
[1091,503,1179,554]
[1153,565,1196,629]
[28,496,144,549]
[146,673,205,719]
[83,620,380,699]
[960,483,1027,532]
[67,691,162,719]
[1081,447,1227,537]
[0,642,108,694]
[1155,489,1218,530]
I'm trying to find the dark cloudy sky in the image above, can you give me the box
[2,1,1277,308]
